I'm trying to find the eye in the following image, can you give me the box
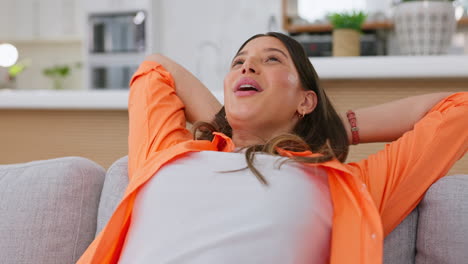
[266,56,280,63]
[232,59,244,67]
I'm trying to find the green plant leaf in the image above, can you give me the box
[8,64,26,78]
[327,10,367,32]
[58,66,70,77]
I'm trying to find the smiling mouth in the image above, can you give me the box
[238,84,260,92]
[233,77,263,97]
[234,84,263,97]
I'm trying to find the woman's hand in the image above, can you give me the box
[145,54,222,124]
[342,92,454,144]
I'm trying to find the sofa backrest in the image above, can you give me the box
[96,156,129,236]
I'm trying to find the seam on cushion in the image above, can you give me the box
[72,163,86,260]
[96,158,127,235]
[412,206,420,262]
[0,160,68,171]
[0,157,100,173]
[106,159,126,198]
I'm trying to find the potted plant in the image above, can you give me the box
[6,62,28,89]
[42,62,81,90]
[394,0,457,55]
[328,11,367,57]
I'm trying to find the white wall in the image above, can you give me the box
[158,0,282,92]
[3,0,282,90]
[13,42,83,90]
[0,0,84,90]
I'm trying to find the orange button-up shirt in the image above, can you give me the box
[78,61,467,264]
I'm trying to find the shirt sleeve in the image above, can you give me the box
[345,92,468,236]
[127,61,192,179]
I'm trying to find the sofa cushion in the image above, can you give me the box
[384,209,418,264]
[96,156,129,236]
[416,175,468,264]
[0,157,105,264]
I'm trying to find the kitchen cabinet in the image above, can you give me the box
[0,0,82,42]
[83,0,161,89]
[38,0,80,39]
[0,0,36,40]
[159,0,282,92]
[83,0,149,13]
[80,0,281,90]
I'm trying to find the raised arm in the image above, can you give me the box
[345,92,467,236]
[128,55,224,177]
[128,61,194,177]
[341,92,453,144]
[145,54,222,123]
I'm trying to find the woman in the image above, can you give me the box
[78,32,467,264]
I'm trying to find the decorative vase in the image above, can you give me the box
[332,29,361,57]
[52,77,65,90]
[394,1,456,55]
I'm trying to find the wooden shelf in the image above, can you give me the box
[460,16,468,26]
[4,37,83,44]
[286,21,393,33]
[282,0,468,33]
[285,17,468,33]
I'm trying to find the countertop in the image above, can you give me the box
[1,55,467,109]
[311,55,468,79]
[0,89,225,110]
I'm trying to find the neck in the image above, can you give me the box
[232,131,265,148]
[231,127,292,148]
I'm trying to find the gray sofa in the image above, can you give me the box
[0,156,467,264]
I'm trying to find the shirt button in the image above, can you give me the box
[371,233,376,240]
[361,183,367,191]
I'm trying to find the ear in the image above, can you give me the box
[297,90,317,115]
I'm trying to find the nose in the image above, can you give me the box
[241,59,257,74]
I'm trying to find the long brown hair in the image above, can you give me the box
[193,32,349,185]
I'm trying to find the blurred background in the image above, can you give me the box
[0,0,286,91]
[0,0,467,172]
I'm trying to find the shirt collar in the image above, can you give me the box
[210,132,351,174]
[211,132,236,152]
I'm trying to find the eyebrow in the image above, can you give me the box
[264,48,288,58]
[233,48,289,61]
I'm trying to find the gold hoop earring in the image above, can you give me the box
[297,110,305,118]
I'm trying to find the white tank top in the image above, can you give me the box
[119,151,332,264]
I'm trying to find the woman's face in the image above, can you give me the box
[224,36,306,137]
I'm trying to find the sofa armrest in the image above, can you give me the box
[0,157,105,264]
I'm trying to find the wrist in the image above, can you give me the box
[346,110,360,145]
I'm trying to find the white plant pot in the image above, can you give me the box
[394,1,456,55]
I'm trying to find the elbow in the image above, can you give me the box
[144,53,176,73]
[145,53,165,63]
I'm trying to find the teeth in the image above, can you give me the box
[238,84,259,92]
